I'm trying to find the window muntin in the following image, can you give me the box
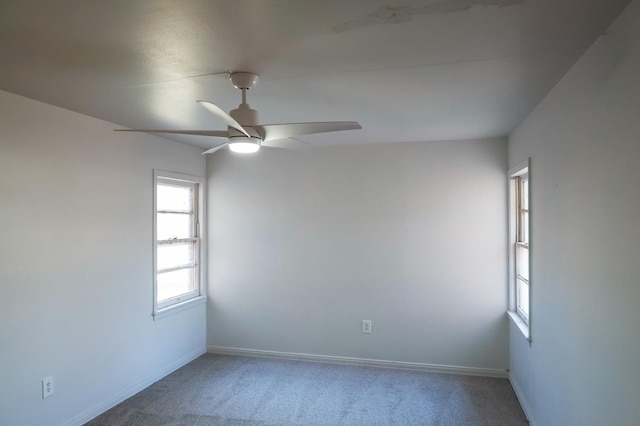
[154,172,204,315]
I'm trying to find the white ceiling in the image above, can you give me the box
[0,0,631,149]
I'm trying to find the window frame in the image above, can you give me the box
[508,160,531,341]
[153,170,206,320]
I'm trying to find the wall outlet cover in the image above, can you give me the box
[42,376,54,399]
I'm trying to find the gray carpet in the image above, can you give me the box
[87,354,528,426]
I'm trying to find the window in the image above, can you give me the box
[508,161,530,339]
[153,171,205,318]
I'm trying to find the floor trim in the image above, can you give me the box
[65,347,206,426]
[509,373,535,425]
[207,346,508,378]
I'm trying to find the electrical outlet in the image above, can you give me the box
[362,320,372,334]
[42,376,54,399]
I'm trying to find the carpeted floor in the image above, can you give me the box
[87,353,528,425]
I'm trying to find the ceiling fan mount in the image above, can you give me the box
[230,72,259,90]
[116,71,361,155]
[227,72,261,129]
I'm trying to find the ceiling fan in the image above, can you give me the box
[116,72,361,154]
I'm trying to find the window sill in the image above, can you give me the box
[507,311,530,341]
[153,295,206,321]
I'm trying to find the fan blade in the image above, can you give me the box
[256,122,361,142]
[115,129,228,138]
[261,138,312,151]
[202,142,229,155]
[197,100,250,137]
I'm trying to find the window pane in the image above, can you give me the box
[157,184,193,211]
[157,213,192,240]
[157,268,195,302]
[517,278,529,318]
[522,211,529,243]
[517,245,529,281]
[523,180,529,210]
[157,242,195,271]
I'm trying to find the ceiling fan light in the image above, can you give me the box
[229,139,260,154]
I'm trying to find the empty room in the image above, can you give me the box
[1,0,639,425]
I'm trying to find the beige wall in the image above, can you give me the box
[507,0,640,423]
[0,91,207,425]
[206,138,509,371]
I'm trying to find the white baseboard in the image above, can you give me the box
[509,373,535,425]
[207,346,508,378]
[64,347,206,426]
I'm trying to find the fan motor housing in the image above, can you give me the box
[230,104,259,127]
[228,124,261,139]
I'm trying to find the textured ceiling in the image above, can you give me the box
[0,0,632,149]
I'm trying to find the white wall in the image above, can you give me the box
[507,0,640,424]
[0,91,207,425]
[207,138,508,371]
